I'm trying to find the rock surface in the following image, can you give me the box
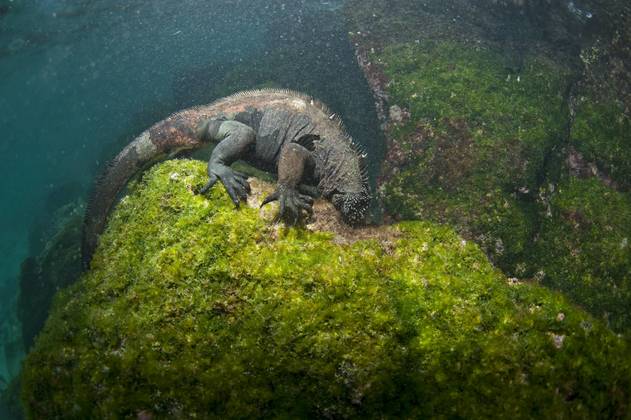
[21,160,631,418]
[344,0,631,335]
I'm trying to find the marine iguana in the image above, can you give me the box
[82,89,370,266]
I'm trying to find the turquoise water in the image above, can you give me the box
[0,0,381,397]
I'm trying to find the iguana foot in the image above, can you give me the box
[261,184,314,225]
[298,183,320,199]
[198,165,250,208]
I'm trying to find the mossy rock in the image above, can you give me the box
[375,41,571,273]
[534,175,631,334]
[18,202,83,350]
[1,377,23,420]
[21,160,631,418]
[571,96,631,190]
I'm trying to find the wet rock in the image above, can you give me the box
[566,147,618,189]
[388,104,410,123]
[344,0,631,337]
[21,160,631,418]
[18,200,83,350]
[368,40,571,274]
[532,174,631,334]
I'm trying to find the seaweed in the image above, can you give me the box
[376,41,572,275]
[533,175,631,334]
[21,160,631,418]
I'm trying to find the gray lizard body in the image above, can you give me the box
[82,89,370,267]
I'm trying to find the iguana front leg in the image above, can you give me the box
[197,119,256,207]
[261,143,316,224]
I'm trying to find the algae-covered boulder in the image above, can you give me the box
[21,160,631,418]
[373,41,571,273]
[571,92,631,190]
[344,0,631,340]
[534,175,631,333]
[18,200,83,350]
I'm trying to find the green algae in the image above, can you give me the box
[0,377,22,420]
[376,41,571,273]
[571,98,631,190]
[21,160,631,418]
[361,36,631,340]
[534,175,631,334]
[18,202,83,350]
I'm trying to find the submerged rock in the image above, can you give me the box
[534,175,631,333]
[345,1,631,336]
[369,41,572,274]
[18,200,83,350]
[21,160,631,418]
[570,91,631,190]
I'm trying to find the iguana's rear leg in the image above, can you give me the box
[197,120,256,207]
[261,143,315,224]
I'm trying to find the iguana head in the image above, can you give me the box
[332,189,370,225]
[315,136,371,226]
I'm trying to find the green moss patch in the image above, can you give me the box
[21,160,631,418]
[571,97,631,190]
[534,175,631,334]
[376,41,571,273]
[0,377,22,420]
[18,202,83,350]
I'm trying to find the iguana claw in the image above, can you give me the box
[260,190,280,208]
[198,166,250,208]
[261,184,314,224]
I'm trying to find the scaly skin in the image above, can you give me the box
[82,89,370,268]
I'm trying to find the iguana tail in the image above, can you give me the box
[82,109,207,268]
